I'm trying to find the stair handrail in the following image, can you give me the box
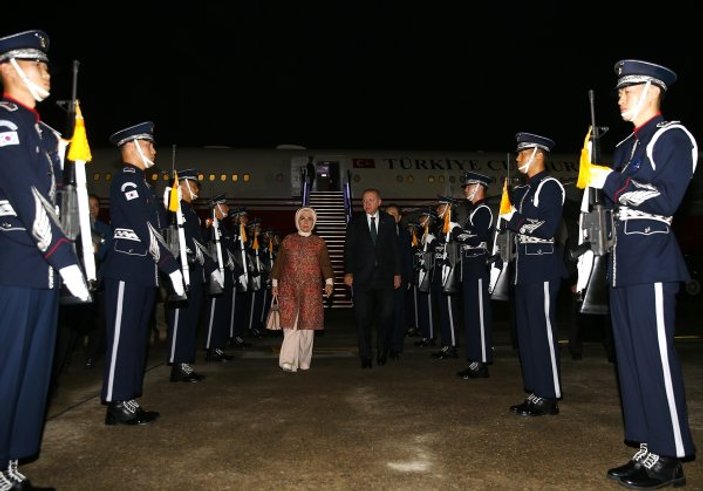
[343,169,352,223]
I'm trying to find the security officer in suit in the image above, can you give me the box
[204,194,235,362]
[384,203,413,359]
[500,132,566,417]
[165,169,220,383]
[456,172,494,379]
[0,29,90,491]
[344,187,402,368]
[101,122,185,425]
[584,60,696,489]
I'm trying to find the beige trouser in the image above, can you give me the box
[279,327,315,372]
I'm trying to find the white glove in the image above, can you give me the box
[588,164,612,190]
[499,205,516,222]
[59,264,90,302]
[169,270,185,297]
[211,269,224,289]
[163,186,182,209]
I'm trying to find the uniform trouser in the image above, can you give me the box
[353,283,394,361]
[390,285,409,353]
[249,288,267,332]
[514,280,561,399]
[432,281,457,347]
[0,286,58,462]
[417,290,434,340]
[462,270,493,363]
[205,283,233,350]
[611,282,694,458]
[102,279,156,402]
[232,290,250,339]
[408,285,420,331]
[167,269,204,364]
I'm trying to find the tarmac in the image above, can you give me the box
[23,292,703,490]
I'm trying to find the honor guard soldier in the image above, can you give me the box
[166,169,220,382]
[101,122,184,425]
[204,194,235,362]
[455,172,494,379]
[583,60,696,488]
[0,29,89,491]
[430,197,462,360]
[228,207,251,347]
[412,209,438,347]
[500,132,566,416]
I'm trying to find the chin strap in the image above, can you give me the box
[518,148,537,173]
[9,58,50,102]
[621,80,651,122]
[134,140,155,169]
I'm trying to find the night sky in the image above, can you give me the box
[4,2,702,155]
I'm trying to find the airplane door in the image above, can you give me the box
[316,160,340,191]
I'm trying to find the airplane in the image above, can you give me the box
[80,144,703,295]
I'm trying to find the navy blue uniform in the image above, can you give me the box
[101,164,179,402]
[414,227,437,343]
[205,220,235,352]
[0,98,80,463]
[460,200,494,364]
[166,200,216,365]
[505,171,566,400]
[432,220,461,350]
[602,116,696,458]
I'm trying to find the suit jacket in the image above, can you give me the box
[344,211,401,287]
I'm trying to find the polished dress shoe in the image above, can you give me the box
[205,348,233,362]
[456,361,489,379]
[3,461,56,490]
[619,453,685,489]
[229,336,251,349]
[431,346,458,359]
[510,394,535,414]
[515,396,559,416]
[360,358,372,369]
[170,363,205,383]
[105,400,157,426]
[606,444,649,480]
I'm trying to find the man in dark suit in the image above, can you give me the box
[344,188,402,368]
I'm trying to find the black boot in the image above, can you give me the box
[619,453,685,489]
[606,443,648,480]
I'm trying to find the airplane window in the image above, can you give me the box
[428,176,435,183]
[93,173,100,181]
[105,173,112,181]
[209,174,216,182]
[438,176,445,183]
[243,173,250,183]
[162,173,169,181]
[198,173,204,181]
[220,174,227,182]
[232,174,239,182]
[151,173,159,181]
[407,175,414,183]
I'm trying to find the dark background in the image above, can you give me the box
[3,2,702,154]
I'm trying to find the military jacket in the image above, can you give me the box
[102,164,179,286]
[505,170,567,284]
[0,98,79,288]
[603,115,697,287]
[460,200,493,277]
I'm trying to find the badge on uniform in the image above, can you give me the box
[0,130,19,147]
[121,182,139,201]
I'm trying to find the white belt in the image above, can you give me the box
[617,206,672,225]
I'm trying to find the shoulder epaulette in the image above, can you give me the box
[123,166,136,173]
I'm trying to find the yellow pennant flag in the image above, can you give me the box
[499,178,512,215]
[240,223,247,243]
[252,233,259,251]
[442,204,451,234]
[576,127,593,190]
[411,228,418,247]
[168,172,180,212]
[268,238,274,254]
[66,101,92,162]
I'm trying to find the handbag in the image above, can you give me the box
[265,296,281,330]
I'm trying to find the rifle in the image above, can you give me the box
[208,202,225,296]
[164,147,190,302]
[570,90,614,315]
[487,153,514,301]
[58,60,94,304]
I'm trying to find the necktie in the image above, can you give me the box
[370,216,377,245]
